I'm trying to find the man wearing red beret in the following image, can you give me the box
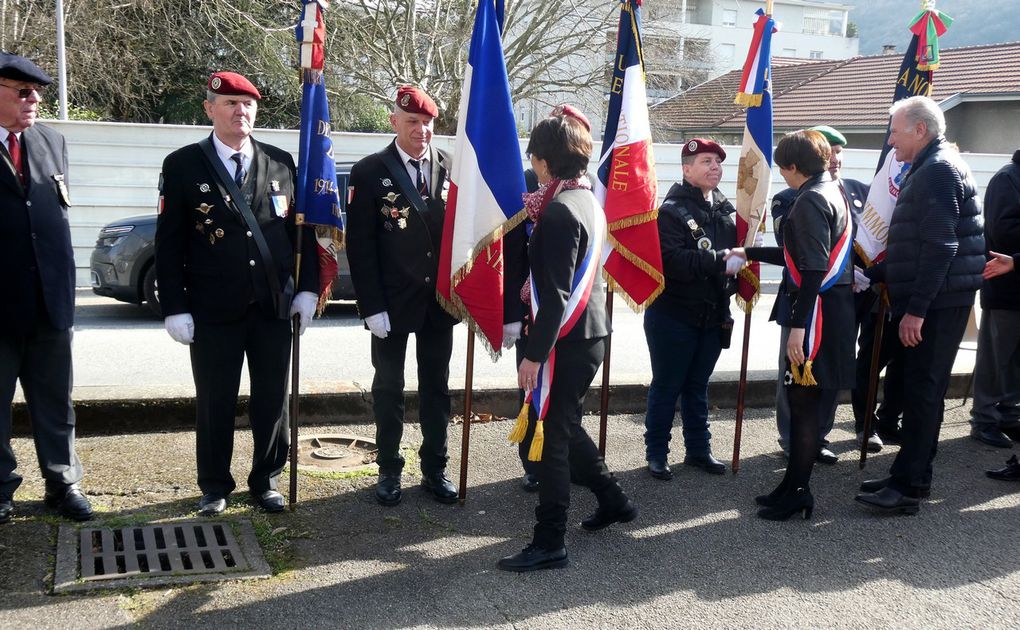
[155,71,320,516]
[642,138,746,480]
[346,86,460,506]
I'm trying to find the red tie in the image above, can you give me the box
[7,132,23,185]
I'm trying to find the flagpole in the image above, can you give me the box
[859,294,888,469]
[731,309,752,473]
[598,286,614,455]
[458,329,475,505]
[289,223,304,510]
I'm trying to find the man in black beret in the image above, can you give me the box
[0,52,93,523]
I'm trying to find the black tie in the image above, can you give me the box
[408,158,428,198]
[230,153,245,187]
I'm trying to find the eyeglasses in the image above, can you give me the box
[0,83,42,99]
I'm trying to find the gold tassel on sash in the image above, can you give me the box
[527,421,545,462]
[507,402,530,443]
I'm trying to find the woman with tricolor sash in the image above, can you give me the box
[726,129,855,521]
[498,110,636,572]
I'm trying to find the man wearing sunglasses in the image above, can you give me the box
[0,52,93,524]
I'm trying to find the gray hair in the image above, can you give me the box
[206,90,218,103]
[681,154,696,166]
[889,95,945,138]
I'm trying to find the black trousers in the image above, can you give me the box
[852,312,905,434]
[888,306,970,496]
[0,322,82,496]
[525,337,624,550]
[371,320,453,476]
[190,305,291,496]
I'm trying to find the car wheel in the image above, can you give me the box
[143,264,163,317]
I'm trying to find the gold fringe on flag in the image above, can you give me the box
[734,92,764,108]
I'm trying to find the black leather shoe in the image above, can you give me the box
[0,495,12,524]
[684,453,726,475]
[421,473,458,504]
[581,499,638,531]
[876,424,902,445]
[986,455,1020,481]
[197,493,227,516]
[971,426,1013,449]
[520,473,539,493]
[646,459,673,480]
[859,476,930,498]
[1001,425,1020,442]
[497,544,568,572]
[376,473,402,507]
[817,447,838,465]
[45,487,94,521]
[254,490,285,513]
[855,486,921,514]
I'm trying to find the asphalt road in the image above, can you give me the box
[40,287,976,403]
[1,403,1018,628]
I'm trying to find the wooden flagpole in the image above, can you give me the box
[731,309,753,473]
[859,296,888,469]
[458,329,475,505]
[598,286,615,455]
[288,223,304,510]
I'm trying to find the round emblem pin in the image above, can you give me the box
[697,237,712,250]
[214,228,225,238]
[688,140,698,152]
[211,77,222,90]
[854,199,863,207]
[381,178,392,187]
[199,183,210,193]
[400,94,411,107]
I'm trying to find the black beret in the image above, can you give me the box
[0,51,52,85]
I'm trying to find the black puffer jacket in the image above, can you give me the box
[981,149,1020,310]
[884,136,984,318]
[648,181,736,328]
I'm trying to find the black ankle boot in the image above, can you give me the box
[757,488,814,521]
[755,478,790,507]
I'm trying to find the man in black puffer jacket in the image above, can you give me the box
[856,96,985,514]
[969,149,1020,448]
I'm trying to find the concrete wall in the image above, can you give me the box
[50,119,1011,288]
[946,101,1020,155]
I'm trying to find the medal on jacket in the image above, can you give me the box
[685,217,712,250]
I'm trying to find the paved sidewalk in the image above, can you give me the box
[2,402,1018,629]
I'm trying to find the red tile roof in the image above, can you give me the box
[651,41,1020,134]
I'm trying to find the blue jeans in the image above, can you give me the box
[643,307,722,461]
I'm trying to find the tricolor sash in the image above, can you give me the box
[782,203,852,386]
[508,188,606,461]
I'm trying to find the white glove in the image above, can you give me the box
[290,291,318,335]
[725,254,745,276]
[753,232,766,248]
[365,311,391,339]
[164,313,195,345]
[853,266,871,293]
[502,322,522,349]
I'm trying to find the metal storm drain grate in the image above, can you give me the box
[53,519,271,594]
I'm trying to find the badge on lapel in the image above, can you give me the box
[197,203,213,214]
[199,183,211,193]
[53,174,72,206]
[383,192,399,204]
[440,179,450,203]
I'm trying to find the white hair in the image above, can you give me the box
[889,95,946,138]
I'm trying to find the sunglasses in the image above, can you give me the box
[0,82,42,98]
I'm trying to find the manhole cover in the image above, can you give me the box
[295,433,377,473]
[53,519,271,594]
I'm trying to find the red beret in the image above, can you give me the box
[549,104,591,132]
[682,138,726,161]
[395,85,438,118]
[208,72,261,100]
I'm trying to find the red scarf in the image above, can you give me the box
[520,176,592,305]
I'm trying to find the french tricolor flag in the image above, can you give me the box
[437,0,526,356]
